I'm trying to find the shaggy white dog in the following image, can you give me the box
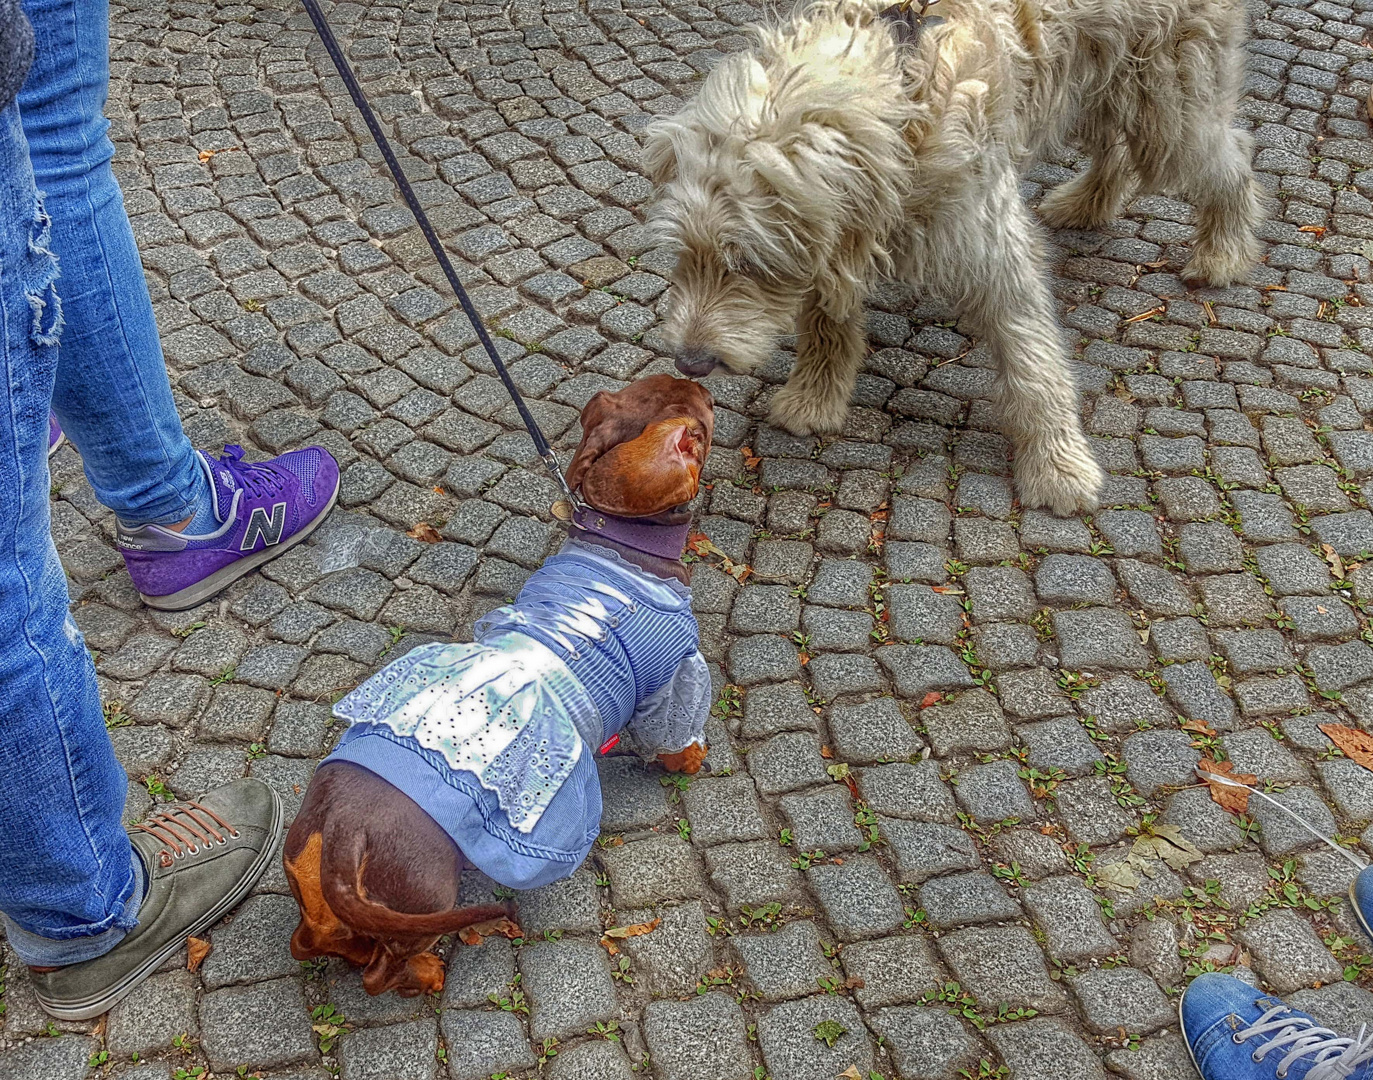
[644,0,1261,514]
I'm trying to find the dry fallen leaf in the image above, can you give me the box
[1197,757,1257,815]
[740,446,762,471]
[457,917,522,946]
[687,532,753,583]
[1182,719,1218,737]
[604,919,661,940]
[1320,723,1373,772]
[1322,544,1346,580]
[839,1067,863,1080]
[407,522,442,543]
[1125,305,1166,323]
[1299,225,1328,238]
[187,935,211,972]
[820,745,834,759]
[920,692,943,709]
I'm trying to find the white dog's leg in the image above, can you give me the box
[1179,126,1262,288]
[930,180,1104,516]
[1038,142,1135,231]
[769,290,864,437]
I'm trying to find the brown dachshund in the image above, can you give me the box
[284,375,715,996]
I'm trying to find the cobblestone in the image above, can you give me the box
[13,4,1373,1075]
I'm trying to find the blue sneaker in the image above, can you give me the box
[1180,972,1373,1079]
[1351,865,1373,945]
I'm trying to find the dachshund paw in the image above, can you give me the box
[658,742,708,774]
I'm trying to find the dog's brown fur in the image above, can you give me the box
[285,376,715,996]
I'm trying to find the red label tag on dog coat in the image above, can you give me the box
[599,734,620,754]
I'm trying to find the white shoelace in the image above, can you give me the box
[1194,767,1369,873]
[1235,1006,1373,1079]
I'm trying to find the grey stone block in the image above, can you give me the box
[856,761,957,822]
[937,925,1068,1014]
[732,919,835,1001]
[199,977,316,1071]
[1022,876,1119,964]
[954,758,1037,822]
[826,697,923,764]
[986,1018,1110,1080]
[918,871,1020,929]
[840,934,943,1009]
[1240,908,1343,993]
[868,1007,983,1080]
[779,787,862,853]
[705,842,807,913]
[599,836,703,907]
[439,1010,537,1080]
[338,1019,438,1080]
[200,893,301,989]
[615,900,715,997]
[1070,966,1174,1035]
[756,996,874,1080]
[805,855,906,940]
[519,939,619,1040]
[642,993,752,1080]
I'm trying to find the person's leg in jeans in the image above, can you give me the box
[17,0,203,523]
[0,105,282,1020]
[18,0,340,612]
[0,99,142,968]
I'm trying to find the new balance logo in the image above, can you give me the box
[241,502,287,551]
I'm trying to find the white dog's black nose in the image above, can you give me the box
[675,348,718,378]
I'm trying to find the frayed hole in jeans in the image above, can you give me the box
[25,192,63,348]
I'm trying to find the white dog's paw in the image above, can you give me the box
[1037,174,1119,231]
[1014,437,1105,517]
[1181,242,1259,289]
[768,383,849,437]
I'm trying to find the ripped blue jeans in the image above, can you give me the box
[0,102,142,962]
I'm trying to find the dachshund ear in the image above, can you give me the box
[581,417,708,517]
[565,390,636,495]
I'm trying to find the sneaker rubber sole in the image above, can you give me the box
[1177,990,1204,1080]
[32,787,283,1020]
[1351,876,1373,942]
[137,484,339,612]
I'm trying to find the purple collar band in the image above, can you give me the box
[571,507,691,561]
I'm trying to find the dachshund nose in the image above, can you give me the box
[675,347,719,378]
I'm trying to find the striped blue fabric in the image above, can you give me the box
[475,540,700,739]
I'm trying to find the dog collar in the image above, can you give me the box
[879,0,943,46]
[571,507,692,561]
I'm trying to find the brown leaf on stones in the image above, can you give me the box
[919,692,943,709]
[457,917,522,946]
[1322,545,1346,580]
[1320,724,1373,772]
[604,919,661,940]
[186,935,211,972]
[407,522,442,543]
[840,1067,863,1080]
[1197,758,1257,814]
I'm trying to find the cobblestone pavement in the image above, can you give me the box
[6,0,1373,1076]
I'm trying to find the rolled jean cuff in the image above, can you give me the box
[1,854,143,967]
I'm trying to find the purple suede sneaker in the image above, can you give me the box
[116,444,340,611]
[48,412,64,457]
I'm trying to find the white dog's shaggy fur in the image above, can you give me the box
[644,0,1261,514]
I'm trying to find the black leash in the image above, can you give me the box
[299,0,580,512]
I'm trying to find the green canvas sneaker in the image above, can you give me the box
[29,777,283,1020]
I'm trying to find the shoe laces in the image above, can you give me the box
[1235,1005,1373,1079]
[134,800,240,867]
[216,445,289,502]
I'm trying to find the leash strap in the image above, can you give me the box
[299,0,579,509]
